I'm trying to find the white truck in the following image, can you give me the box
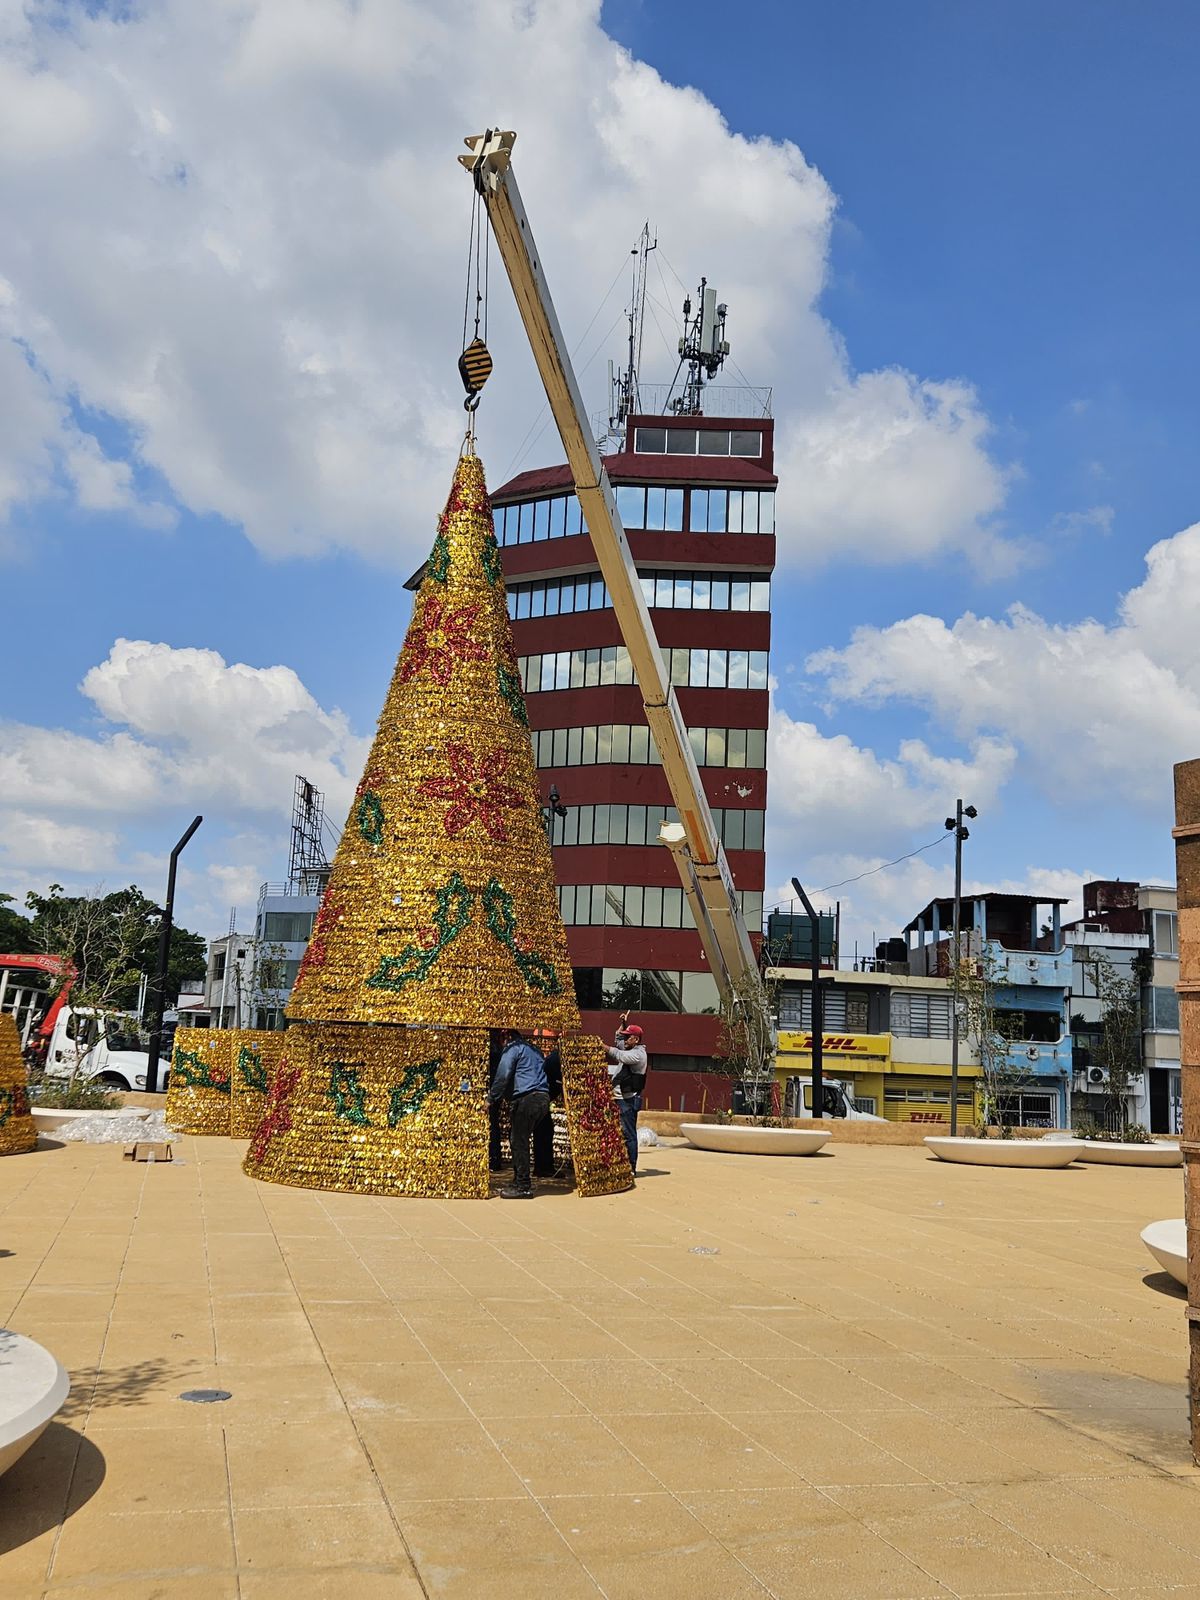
[40,1007,163,1094]
[783,1076,885,1122]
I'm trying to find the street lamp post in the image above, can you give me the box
[945,799,977,1136]
[145,815,202,1095]
[790,878,826,1120]
[541,784,568,841]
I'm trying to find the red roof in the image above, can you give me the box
[492,451,777,503]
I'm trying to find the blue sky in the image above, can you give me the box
[1,0,1197,952]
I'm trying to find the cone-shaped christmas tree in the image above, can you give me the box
[243,448,632,1199]
[0,1014,38,1155]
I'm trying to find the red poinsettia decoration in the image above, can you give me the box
[419,742,522,841]
[296,896,342,980]
[250,1059,301,1164]
[398,597,487,687]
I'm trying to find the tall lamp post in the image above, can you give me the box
[946,800,977,1136]
[541,784,568,840]
[790,878,826,1120]
[145,815,202,1095]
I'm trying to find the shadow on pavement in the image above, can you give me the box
[0,1425,105,1555]
[1141,1269,1187,1299]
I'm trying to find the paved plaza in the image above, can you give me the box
[0,1132,1196,1599]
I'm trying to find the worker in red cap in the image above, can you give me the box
[605,1013,648,1174]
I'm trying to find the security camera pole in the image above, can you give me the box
[145,815,203,1095]
[946,799,977,1135]
[790,878,825,1119]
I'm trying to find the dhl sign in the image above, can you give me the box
[776,1031,889,1059]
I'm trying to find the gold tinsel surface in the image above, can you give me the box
[165,1034,232,1136]
[0,1014,37,1156]
[560,1034,634,1196]
[226,1029,287,1138]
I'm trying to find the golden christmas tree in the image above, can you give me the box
[243,448,631,1199]
[0,1014,37,1156]
[165,1033,231,1135]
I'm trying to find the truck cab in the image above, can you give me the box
[41,1007,165,1094]
[784,1075,884,1122]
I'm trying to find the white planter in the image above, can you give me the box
[32,1106,150,1135]
[924,1136,1084,1168]
[1076,1141,1183,1168]
[0,1331,70,1478]
[1140,1218,1187,1286]
[680,1123,832,1157]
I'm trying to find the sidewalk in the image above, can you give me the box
[1,1133,1196,1598]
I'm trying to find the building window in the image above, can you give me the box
[261,911,317,942]
[1146,985,1180,1032]
[518,647,768,695]
[690,488,775,535]
[212,952,227,981]
[548,803,764,852]
[496,486,773,544]
[558,884,763,930]
[507,572,770,619]
[889,991,952,1038]
[1154,911,1178,957]
[494,495,587,548]
[777,987,871,1031]
[530,723,766,770]
[634,426,764,458]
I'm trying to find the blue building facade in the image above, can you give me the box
[902,892,1072,1128]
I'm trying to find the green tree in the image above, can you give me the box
[952,940,1028,1135]
[0,893,38,954]
[1079,947,1146,1138]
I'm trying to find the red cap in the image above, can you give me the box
[621,1023,644,1040]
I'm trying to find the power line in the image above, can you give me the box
[813,833,952,895]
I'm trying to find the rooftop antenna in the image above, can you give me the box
[609,222,656,439]
[288,775,331,895]
[669,277,730,415]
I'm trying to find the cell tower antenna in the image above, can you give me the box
[609,222,656,436]
[669,277,730,416]
[288,775,331,894]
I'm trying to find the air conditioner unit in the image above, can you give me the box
[1088,1067,1105,1084]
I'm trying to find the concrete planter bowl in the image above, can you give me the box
[1075,1141,1183,1168]
[1140,1218,1187,1286]
[680,1124,832,1156]
[0,1331,70,1478]
[32,1106,150,1136]
[924,1136,1084,1168]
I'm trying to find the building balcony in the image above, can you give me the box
[988,944,1071,989]
[1007,1037,1072,1077]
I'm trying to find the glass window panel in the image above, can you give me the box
[506,590,517,619]
[616,485,645,527]
[682,971,721,1012]
[673,574,692,608]
[623,885,643,926]
[581,725,597,764]
[549,496,566,538]
[724,728,746,767]
[706,491,726,532]
[565,496,583,536]
[688,649,708,688]
[596,725,613,763]
[748,728,767,767]
[655,574,673,607]
[556,652,572,690]
[730,430,761,457]
[589,576,606,609]
[698,430,730,455]
[724,810,744,850]
[530,585,545,618]
[665,488,684,531]
[726,578,747,611]
[668,428,697,454]
[602,805,621,844]
[644,486,666,530]
[759,492,775,534]
[706,726,727,766]
[745,811,764,851]
[592,804,609,845]
[640,574,655,604]
[629,724,650,764]
[727,490,743,533]
[611,724,631,763]
[689,727,706,764]
[540,655,556,692]
[741,491,759,533]
[518,500,532,542]
[751,579,770,612]
[590,885,607,925]
[663,887,684,927]
[533,499,549,541]
[496,505,508,544]
[689,489,708,533]
[543,582,560,617]
[670,648,689,687]
[692,575,711,609]
[600,645,618,685]
[605,887,623,927]
[707,650,726,689]
[551,728,567,765]
[624,803,645,844]
[728,649,750,689]
[643,886,663,926]
[635,427,667,453]
[649,732,661,763]
[748,651,769,690]
[584,649,600,688]
[710,576,730,609]
[567,726,582,766]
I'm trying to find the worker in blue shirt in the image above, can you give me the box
[488,1028,549,1198]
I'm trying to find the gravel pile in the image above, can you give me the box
[55,1109,178,1144]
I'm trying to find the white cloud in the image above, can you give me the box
[808,522,1200,809]
[0,0,1013,567]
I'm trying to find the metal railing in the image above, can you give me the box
[631,383,773,419]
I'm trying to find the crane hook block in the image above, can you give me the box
[459,338,493,402]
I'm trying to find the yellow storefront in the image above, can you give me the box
[775,1031,981,1125]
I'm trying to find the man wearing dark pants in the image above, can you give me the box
[489,1028,549,1199]
[606,1018,648,1175]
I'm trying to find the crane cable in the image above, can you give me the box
[458,174,493,439]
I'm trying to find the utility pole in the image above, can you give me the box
[791,878,826,1119]
[145,816,202,1095]
[946,800,977,1135]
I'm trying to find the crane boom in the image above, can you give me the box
[460,128,767,1022]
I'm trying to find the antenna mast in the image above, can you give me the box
[609,222,656,437]
[288,775,331,895]
[670,277,730,415]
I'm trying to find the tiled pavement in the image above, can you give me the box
[0,1132,1196,1598]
